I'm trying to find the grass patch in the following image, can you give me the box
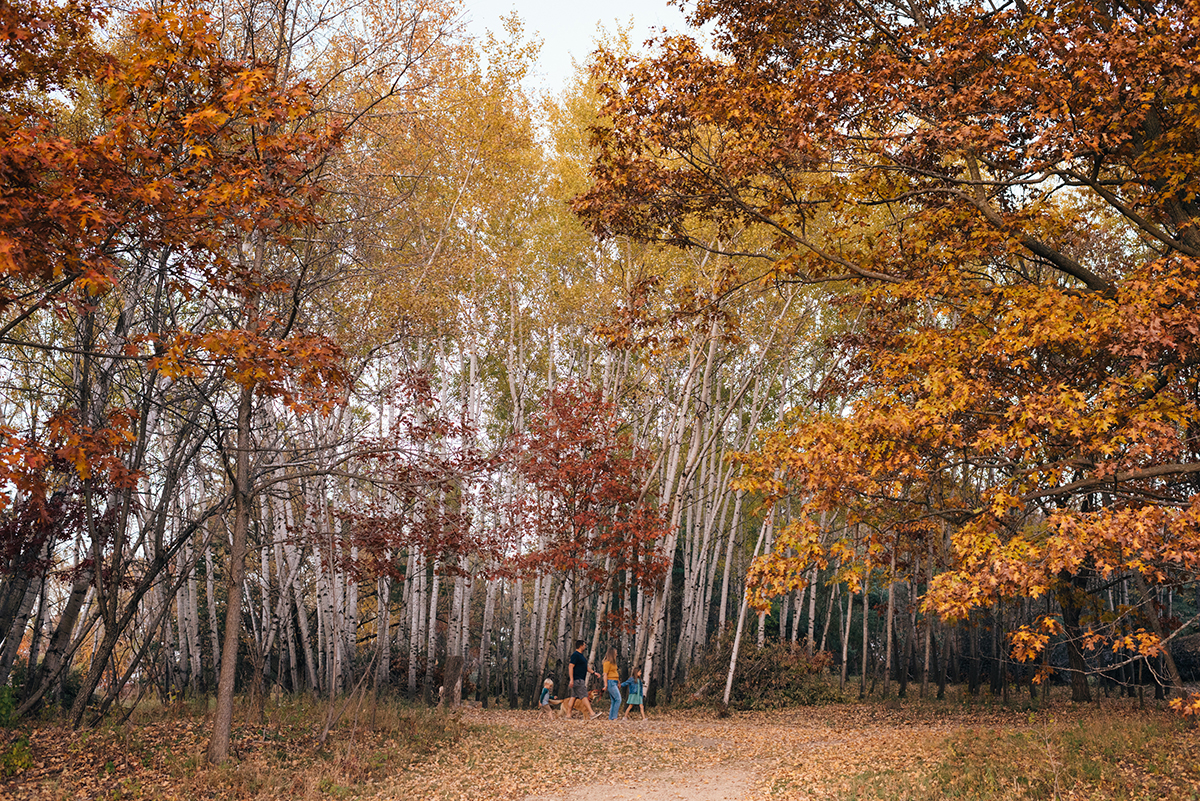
[835,708,1200,801]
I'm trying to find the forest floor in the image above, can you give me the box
[2,693,1198,800]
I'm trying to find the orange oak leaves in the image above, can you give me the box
[578,0,1200,681]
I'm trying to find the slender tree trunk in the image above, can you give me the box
[19,565,91,712]
[717,491,745,630]
[186,545,202,693]
[899,582,915,698]
[208,382,253,764]
[840,583,851,691]
[723,524,768,708]
[860,562,869,699]
[0,572,42,687]
[408,550,424,698]
[819,581,836,654]
[479,577,497,706]
[809,569,820,655]
[884,547,895,697]
[1056,573,1092,702]
[1132,570,1185,694]
[423,566,441,704]
[535,577,557,688]
[921,542,933,698]
[509,576,522,708]
[206,544,221,685]
[376,574,391,690]
[25,577,47,683]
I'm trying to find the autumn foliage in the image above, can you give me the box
[1,0,346,496]
[507,382,669,624]
[5,0,1200,767]
[579,0,1200,691]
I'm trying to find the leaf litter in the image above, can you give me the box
[3,700,1197,800]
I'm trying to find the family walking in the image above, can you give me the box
[539,640,646,721]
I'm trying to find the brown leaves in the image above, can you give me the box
[5,701,1196,800]
[504,382,670,595]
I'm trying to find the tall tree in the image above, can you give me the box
[578,0,1200,694]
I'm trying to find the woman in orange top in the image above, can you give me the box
[602,647,621,720]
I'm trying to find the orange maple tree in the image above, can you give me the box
[0,0,347,491]
[577,0,1200,697]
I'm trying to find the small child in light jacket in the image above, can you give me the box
[619,669,646,720]
[539,678,563,715]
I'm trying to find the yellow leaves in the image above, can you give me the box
[181,106,229,135]
[1113,628,1162,657]
[1009,623,1051,663]
[76,267,114,297]
[148,329,348,413]
[148,341,206,380]
[1169,693,1200,719]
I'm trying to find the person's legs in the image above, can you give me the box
[570,679,587,719]
[607,680,621,720]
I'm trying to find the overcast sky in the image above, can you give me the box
[459,0,696,92]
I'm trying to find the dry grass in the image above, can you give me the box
[830,707,1200,801]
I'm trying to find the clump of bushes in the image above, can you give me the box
[674,632,842,710]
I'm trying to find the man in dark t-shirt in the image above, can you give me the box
[566,639,599,719]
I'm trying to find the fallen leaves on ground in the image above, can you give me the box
[2,699,1197,800]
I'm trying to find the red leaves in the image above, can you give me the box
[45,407,140,487]
[505,382,670,597]
[0,491,83,575]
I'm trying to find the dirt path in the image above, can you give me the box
[368,707,952,801]
[524,766,754,801]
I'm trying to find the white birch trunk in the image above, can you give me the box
[510,576,522,706]
[423,566,440,701]
[479,577,497,706]
[206,545,221,681]
[723,522,769,707]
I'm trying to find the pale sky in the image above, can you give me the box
[460,0,696,92]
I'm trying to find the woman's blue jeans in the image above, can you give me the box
[607,679,621,719]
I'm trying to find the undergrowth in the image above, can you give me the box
[5,693,467,800]
[674,632,843,710]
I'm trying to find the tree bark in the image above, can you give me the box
[722,523,768,708]
[208,381,254,764]
[479,577,497,706]
[1056,573,1093,702]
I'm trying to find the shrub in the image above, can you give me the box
[0,733,31,778]
[675,631,842,710]
[0,687,15,729]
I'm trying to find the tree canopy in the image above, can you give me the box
[578,0,1200,698]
